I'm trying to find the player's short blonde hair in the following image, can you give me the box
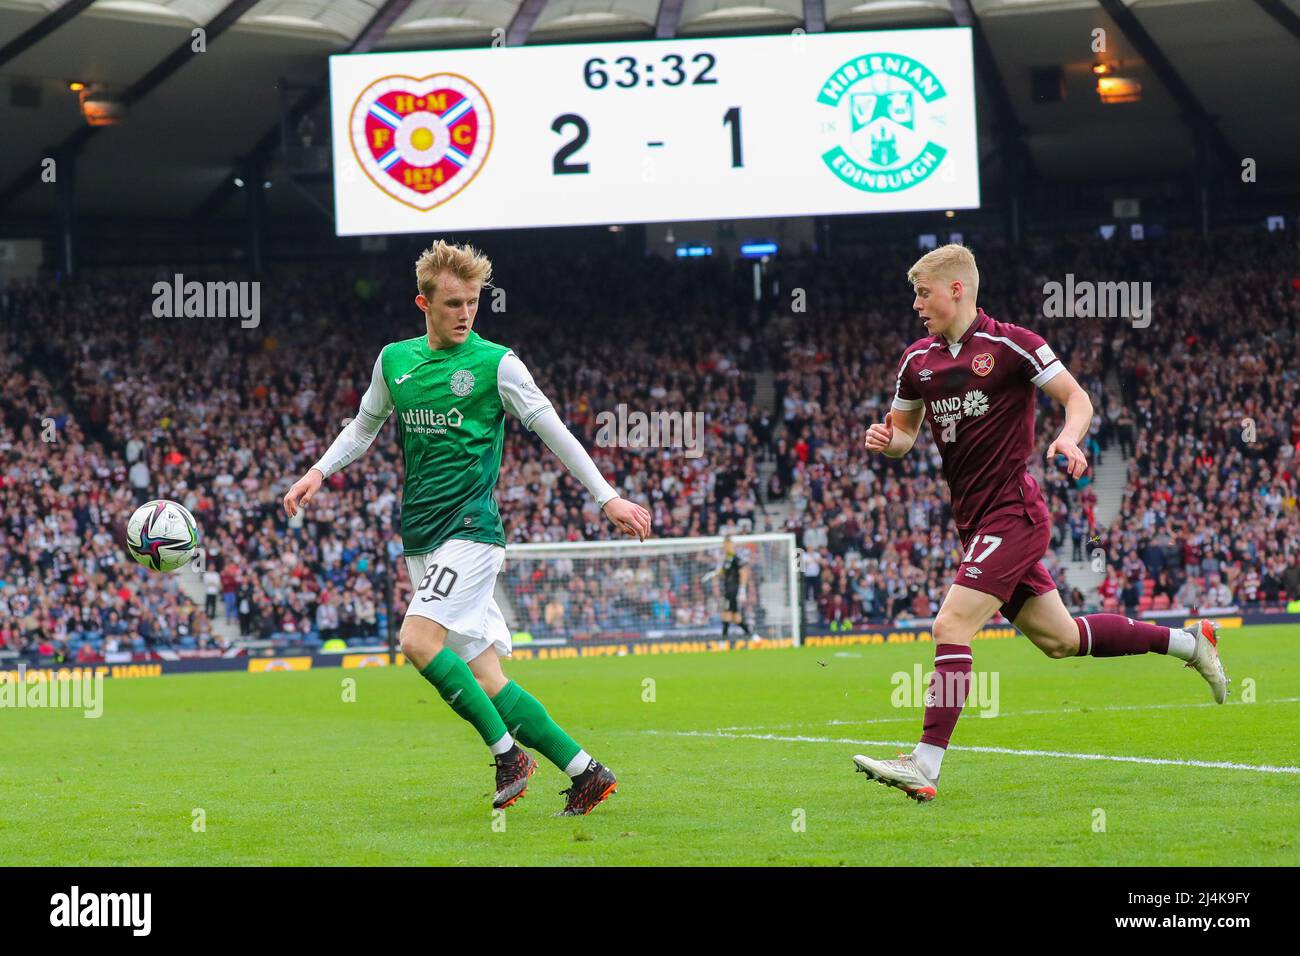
[415,239,493,299]
[908,244,979,301]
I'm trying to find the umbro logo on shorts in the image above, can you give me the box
[964,567,983,577]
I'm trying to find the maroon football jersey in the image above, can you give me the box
[892,308,1065,531]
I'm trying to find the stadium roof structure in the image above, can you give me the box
[0,0,1298,223]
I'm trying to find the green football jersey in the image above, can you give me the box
[380,331,515,556]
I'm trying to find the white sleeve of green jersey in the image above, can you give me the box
[499,352,619,507]
[312,352,394,479]
[497,351,554,429]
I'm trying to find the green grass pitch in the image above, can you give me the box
[3,625,1297,866]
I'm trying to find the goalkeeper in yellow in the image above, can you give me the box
[284,241,651,816]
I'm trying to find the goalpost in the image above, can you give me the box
[498,533,801,649]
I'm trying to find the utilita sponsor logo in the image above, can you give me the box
[49,886,151,936]
[400,406,464,435]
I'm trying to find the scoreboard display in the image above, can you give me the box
[328,28,978,236]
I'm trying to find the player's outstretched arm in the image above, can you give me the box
[527,410,651,540]
[1041,369,1093,478]
[284,353,394,518]
[865,405,924,458]
[498,352,651,541]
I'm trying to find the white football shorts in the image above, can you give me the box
[404,538,511,664]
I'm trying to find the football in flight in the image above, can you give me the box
[125,499,200,572]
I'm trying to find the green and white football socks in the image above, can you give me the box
[491,680,590,776]
[418,648,512,750]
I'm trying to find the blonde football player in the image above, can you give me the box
[284,241,651,816]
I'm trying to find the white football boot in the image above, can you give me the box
[1186,618,1229,704]
[852,753,937,803]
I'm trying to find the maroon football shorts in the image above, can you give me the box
[953,509,1057,622]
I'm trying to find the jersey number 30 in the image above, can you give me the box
[418,564,459,602]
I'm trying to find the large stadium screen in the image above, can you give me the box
[328,27,979,235]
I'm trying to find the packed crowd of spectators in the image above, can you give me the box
[0,329,216,659]
[1091,233,1300,615]
[1,226,1296,658]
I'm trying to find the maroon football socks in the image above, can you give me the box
[1075,614,1172,657]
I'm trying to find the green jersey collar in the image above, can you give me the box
[423,329,479,358]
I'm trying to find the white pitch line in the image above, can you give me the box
[715,696,1300,733]
[650,730,1300,775]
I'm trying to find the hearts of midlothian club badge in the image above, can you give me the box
[349,73,493,211]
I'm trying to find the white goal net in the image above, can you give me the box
[497,534,801,649]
